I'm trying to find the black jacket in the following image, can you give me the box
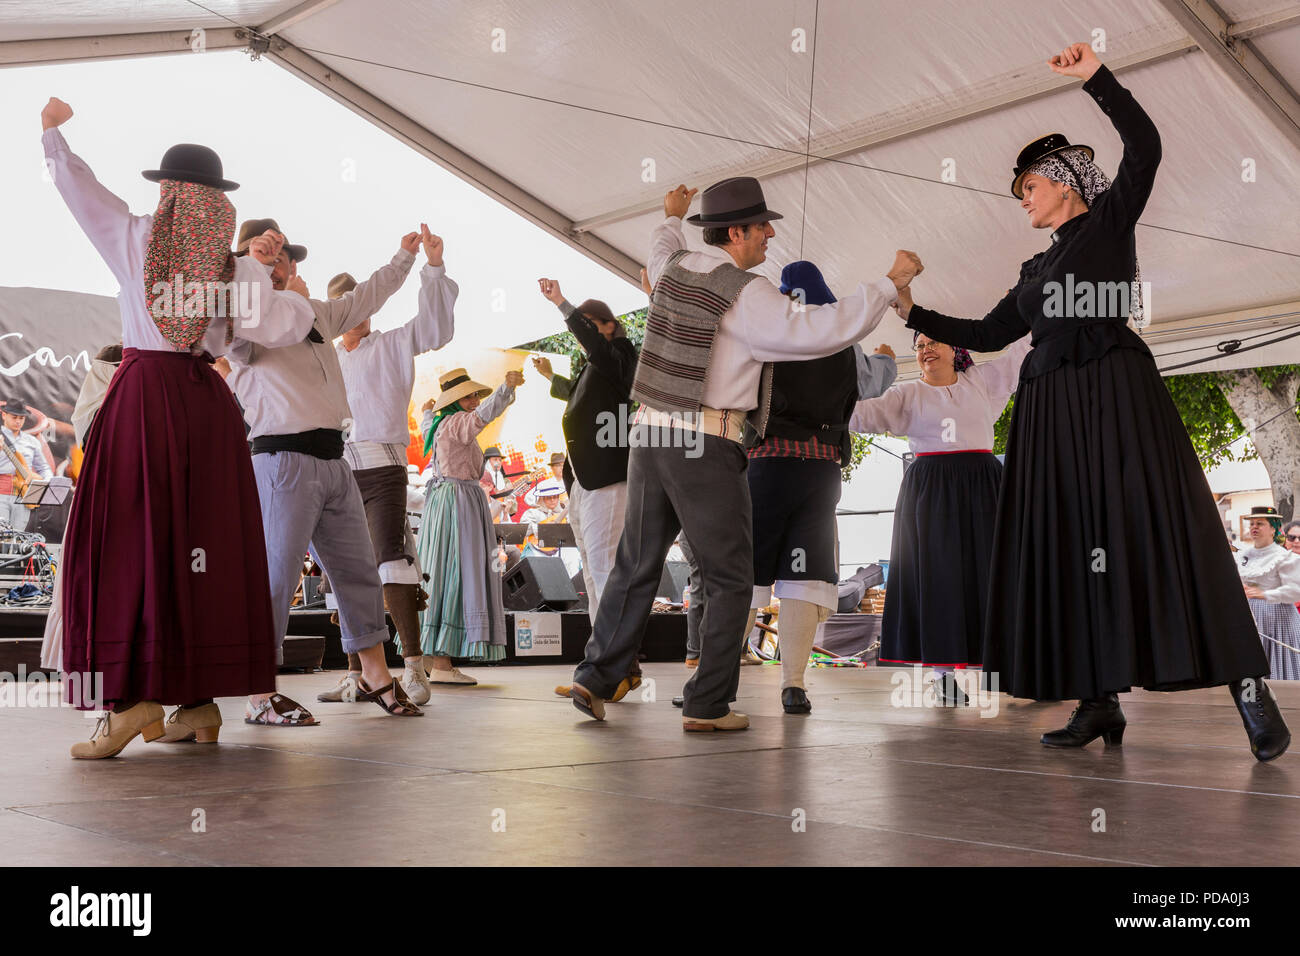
[550,304,639,492]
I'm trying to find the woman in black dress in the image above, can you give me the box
[897,43,1289,760]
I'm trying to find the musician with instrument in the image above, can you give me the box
[0,399,51,531]
[518,478,568,526]
[479,447,518,521]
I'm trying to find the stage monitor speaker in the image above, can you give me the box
[657,560,690,602]
[568,568,589,612]
[502,555,579,611]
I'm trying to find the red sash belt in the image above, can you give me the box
[914,449,992,457]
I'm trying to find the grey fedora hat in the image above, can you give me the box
[685,176,783,228]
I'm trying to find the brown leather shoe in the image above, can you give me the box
[683,710,749,733]
[157,702,222,742]
[569,682,606,721]
[71,701,166,759]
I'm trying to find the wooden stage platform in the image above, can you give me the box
[1,662,1296,866]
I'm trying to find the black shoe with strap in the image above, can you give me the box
[782,687,812,714]
[1229,677,1290,762]
[1040,693,1125,748]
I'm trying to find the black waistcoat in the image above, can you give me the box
[763,346,858,460]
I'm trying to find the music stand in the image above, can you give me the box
[22,477,72,507]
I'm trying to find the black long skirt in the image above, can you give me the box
[984,346,1268,700]
[881,451,1002,667]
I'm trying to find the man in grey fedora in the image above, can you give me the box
[568,176,923,731]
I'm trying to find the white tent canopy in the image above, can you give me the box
[4,0,1299,377]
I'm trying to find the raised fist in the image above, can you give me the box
[1048,43,1101,81]
[664,185,698,220]
[504,370,524,388]
[888,250,923,290]
[41,97,73,130]
[248,230,285,266]
[537,278,564,304]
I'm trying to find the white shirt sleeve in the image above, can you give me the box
[850,383,913,437]
[42,128,149,287]
[397,263,458,356]
[1263,552,1300,604]
[475,383,516,425]
[857,350,898,400]
[314,249,417,339]
[230,256,316,349]
[738,278,899,362]
[968,334,1034,407]
[647,217,688,288]
[29,437,52,479]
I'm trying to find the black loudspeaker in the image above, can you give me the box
[502,555,579,611]
[25,500,71,544]
[568,568,589,612]
[657,560,690,602]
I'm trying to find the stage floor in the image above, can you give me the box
[3,664,1298,866]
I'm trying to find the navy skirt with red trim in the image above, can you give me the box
[880,451,1002,668]
[61,348,277,707]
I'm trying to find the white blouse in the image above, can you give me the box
[43,128,313,354]
[848,335,1033,453]
[1236,542,1300,604]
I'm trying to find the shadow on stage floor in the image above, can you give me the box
[2,664,1297,866]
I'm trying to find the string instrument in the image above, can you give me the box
[492,465,550,500]
[0,433,39,508]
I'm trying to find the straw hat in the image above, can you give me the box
[430,368,492,413]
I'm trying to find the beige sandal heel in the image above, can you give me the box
[194,726,220,743]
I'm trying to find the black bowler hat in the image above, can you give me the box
[685,176,783,228]
[1011,133,1093,199]
[142,143,239,191]
[0,399,28,417]
[483,446,503,459]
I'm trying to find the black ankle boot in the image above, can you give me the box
[1041,693,1125,748]
[1229,677,1290,762]
[932,673,968,708]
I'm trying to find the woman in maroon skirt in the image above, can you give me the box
[41,97,315,758]
[897,45,1289,760]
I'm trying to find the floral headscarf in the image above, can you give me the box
[143,180,237,350]
[1025,146,1145,324]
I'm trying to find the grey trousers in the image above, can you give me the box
[574,428,753,720]
[253,451,388,663]
[677,531,704,658]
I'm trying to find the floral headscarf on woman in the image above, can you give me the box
[143,180,237,350]
[1024,146,1145,323]
[913,330,973,373]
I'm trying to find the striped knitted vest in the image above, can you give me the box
[631,249,763,421]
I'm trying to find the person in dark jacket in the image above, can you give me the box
[532,278,638,624]
[745,260,897,714]
[899,42,1288,760]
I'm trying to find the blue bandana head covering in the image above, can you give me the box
[779,260,836,306]
[913,330,973,373]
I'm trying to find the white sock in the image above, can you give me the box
[777,598,830,689]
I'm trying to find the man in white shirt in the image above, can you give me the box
[226,220,426,724]
[321,225,458,706]
[479,447,518,520]
[567,177,922,731]
[0,400,51,531]
[519,478,567,526]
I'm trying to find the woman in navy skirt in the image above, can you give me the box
[850,331,1030,704]
[897,45,1288,759]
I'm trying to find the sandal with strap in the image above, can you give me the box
[244,693,320,727]
[357,678,424,717]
